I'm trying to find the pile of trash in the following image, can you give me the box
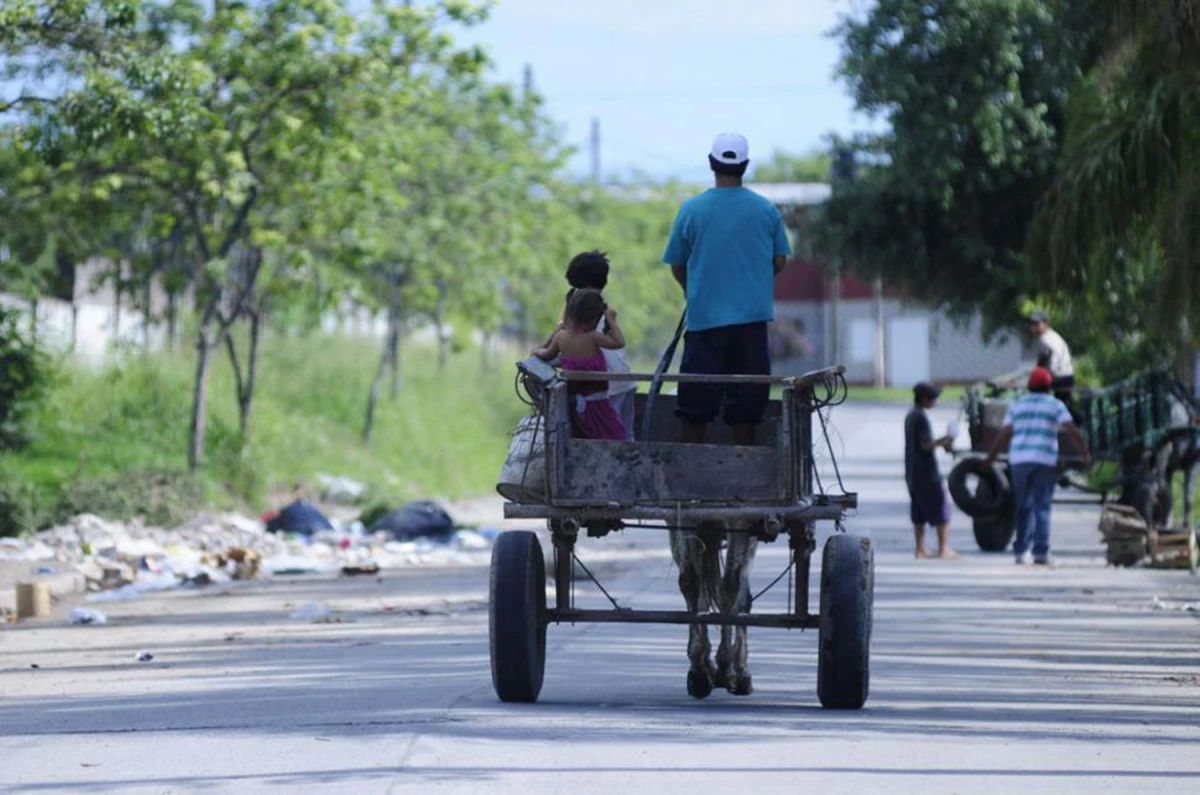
[0,498,498,604]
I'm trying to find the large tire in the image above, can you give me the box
[948,458,1010,518]
[489,531,547,703]
[818,534,874,710]
[972,476,1016,552]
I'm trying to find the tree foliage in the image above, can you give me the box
[0,0,689,468]
[1030,0,1200,381]
[751,149,830,183]
[816,0,1092,332]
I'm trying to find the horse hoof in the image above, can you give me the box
[713,666,732,690]
[687,668,714,699]
[729,672,753,696]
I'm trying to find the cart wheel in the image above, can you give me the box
[973,514,1015,552]
[971,476,1015,552]
[818,534,874,710]
[489,530,547,703]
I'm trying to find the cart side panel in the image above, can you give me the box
[556,438,784,504]
[633,394,782,446]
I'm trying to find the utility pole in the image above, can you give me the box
[522,63,534,100]
[590,117,601,183]
[830,146,857,369]
[873,276,886,388]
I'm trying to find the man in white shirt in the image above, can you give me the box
[1029,310,1076,416]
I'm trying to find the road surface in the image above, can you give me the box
[2,402,1198,794]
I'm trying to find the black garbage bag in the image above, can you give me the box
[266,500,334,535]
[368,500,455,543]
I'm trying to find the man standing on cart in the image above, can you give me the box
[663,132,792,446]
[1028,310,1076,416]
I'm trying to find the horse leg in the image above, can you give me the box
[672,528,716,699]
[716,527,758,695]
[1184,458,1197,529]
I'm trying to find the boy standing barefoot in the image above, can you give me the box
[906,382,957,559]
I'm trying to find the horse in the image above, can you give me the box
[1152,381,1200,527]
[669,523,757,698]
[1122,381,1200,528]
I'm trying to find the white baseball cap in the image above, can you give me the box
[710,132,749,165]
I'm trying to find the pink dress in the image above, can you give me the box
[560,352,628,441]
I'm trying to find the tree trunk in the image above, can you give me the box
[188,327,215,471]
[239,309,263,441]
[166,291,178,351]
[28,296,38,347]
[363,330,394,443]
[388,292,402,400]
[69,303,78,352]
[434,284,449,370]
[224,309,264,444]
[143,271,153,351]
[481,329,493,370]
[112,261,122,342]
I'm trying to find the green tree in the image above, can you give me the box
[751,149,830,183]
[816,0,1092,332]
[1030,1,1200,385]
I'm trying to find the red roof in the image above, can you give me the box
[775,257,895,302]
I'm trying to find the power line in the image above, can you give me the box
[544,84,834,104]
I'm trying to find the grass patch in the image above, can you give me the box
[0,333,527,532]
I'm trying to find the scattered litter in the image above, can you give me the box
[135,651,154,662]
[290,601,333,622]
[69,607,108,626]
[317,474,367,505]
[86,572,183,602]
[2,501,495,607]
[266,500,334,536]
[1149,597,1199,612]
[369,501,455,543]
[340,563,380,576]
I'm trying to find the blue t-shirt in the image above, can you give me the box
[662,187,792,332]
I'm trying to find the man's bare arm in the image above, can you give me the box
[670,265,687,292]
[773,255,787,275]
[1063,423,1091,464]
[985,426,1013,463]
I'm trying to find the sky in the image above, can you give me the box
[464,0,875,182]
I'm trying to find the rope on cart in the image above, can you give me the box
[640,309,688,442]
[750,557,795,605]
[572,553,626,611]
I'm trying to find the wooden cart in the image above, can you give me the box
[491,364,868,708]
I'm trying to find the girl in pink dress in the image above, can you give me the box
[534,289,629,441]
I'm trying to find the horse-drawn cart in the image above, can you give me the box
[493,363,867,708]
[950,369,1191,551]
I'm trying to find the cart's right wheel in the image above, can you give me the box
[973,513,1015,552]
[970,475,1015,552]
[489,530,547,703]
[818,534,874,710]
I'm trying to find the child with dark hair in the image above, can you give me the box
[550,250,635,439]
[534,289,628,441]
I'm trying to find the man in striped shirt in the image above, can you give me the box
[985,367,1090,564]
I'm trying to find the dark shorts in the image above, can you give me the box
[909,480,951,527]
[676,321,770,426]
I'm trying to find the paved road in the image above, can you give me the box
[2,403,1198,794]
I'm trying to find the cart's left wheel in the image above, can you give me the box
[817,534,874,710]
[489,530,547,703]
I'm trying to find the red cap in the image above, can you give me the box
[1028,367,1053,390]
